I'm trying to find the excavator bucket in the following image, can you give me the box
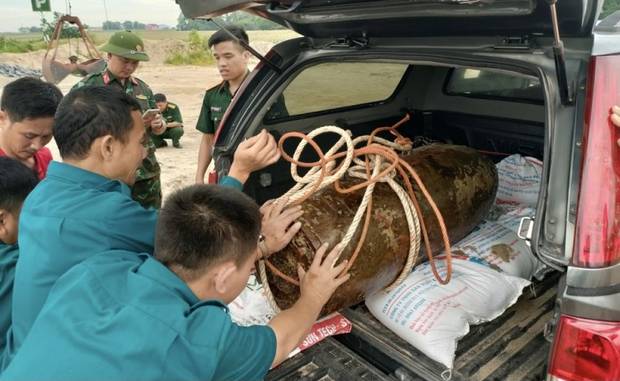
[42,56,106,84]
[42,55,71,84]
[41,15,104,84]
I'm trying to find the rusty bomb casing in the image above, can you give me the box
[264,144,498,315]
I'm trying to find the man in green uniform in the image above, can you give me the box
[152,93,184,148]
[195,26,288,184]
[195,26,252,184]
[73,30,166,209]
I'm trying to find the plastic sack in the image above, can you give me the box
[451,220,539,279]
[365,258,530,369]
[495,154,542,207]
[229,275,352,358]
[229,275,276,326]
[491,204,536,232]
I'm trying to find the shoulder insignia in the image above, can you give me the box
[102,70,111,85]
[168,103,177,109]
[136,94,148,100]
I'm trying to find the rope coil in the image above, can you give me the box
[258,115,453,313]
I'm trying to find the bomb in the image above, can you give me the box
[263,144,498,315]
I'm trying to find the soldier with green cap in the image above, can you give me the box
[72,30,166,209]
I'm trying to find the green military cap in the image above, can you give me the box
[101,30,149,62]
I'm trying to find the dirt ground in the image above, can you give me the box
[0,35,295,198]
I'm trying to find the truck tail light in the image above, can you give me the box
[573,55,620,267]
[548,315,620,381]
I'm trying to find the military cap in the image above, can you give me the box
[101,31,149,62]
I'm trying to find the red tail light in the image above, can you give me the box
[573,55,620,267]
[548,315,620,381]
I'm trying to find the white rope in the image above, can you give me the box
[280,126,354,204]
[259,126,421,312]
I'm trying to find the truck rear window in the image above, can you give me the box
[445,68,543,104]
[265,62,408,121]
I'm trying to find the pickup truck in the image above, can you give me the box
[176,1,620,380]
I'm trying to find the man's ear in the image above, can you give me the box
[213,261,237,295]
[0,209,9,241]
[98,135,116,161]
[0,110,9,129]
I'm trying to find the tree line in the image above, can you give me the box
[100,11,282,31]
[102,20,168,30]
[176,11,284,31]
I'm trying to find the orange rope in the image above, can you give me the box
[265,115,453,286]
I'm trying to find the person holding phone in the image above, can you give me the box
[152,93,184,149]
[72,31,166,209]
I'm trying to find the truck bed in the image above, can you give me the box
[267,272,559,381]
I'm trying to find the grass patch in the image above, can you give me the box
[0,37,47,53]
[164,30,215,66]
[165,50,214,65]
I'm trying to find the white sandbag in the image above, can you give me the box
[229,275,277,326]
[495,154,542,207]
[487,204,536,232]
[229,275,352,357]
[483,204,549,280]
[451,221,539,279]
[365,259,530,369]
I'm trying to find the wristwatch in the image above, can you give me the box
[258,233,269,259]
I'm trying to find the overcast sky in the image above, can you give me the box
[1,0,182,32]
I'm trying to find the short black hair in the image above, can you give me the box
[208,25,249,49]
[0,157,39,213]
[1,77,62,123]
[153,93,166,103]
[155,185,261,281]
[54,86,142,160]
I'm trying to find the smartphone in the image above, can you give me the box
[142,109,160,119]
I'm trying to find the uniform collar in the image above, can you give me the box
[46,161,131,196]
[0,242,17,252]
[217,70,250,95]
[138,254,229,312]
[0,242,19,264]
[103,69,139,86]
[216,80,229,94]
